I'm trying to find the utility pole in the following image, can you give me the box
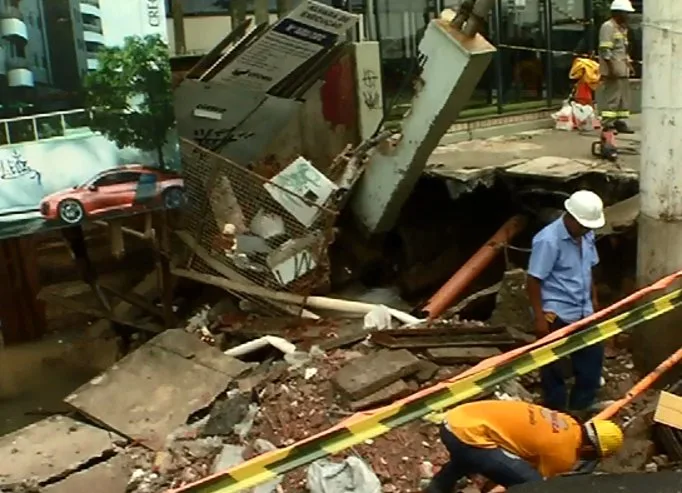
[276,0,292,18]
[231,0,248,32]
[254,0,270,25]
[634,0,682,371]
[171,0,186,55]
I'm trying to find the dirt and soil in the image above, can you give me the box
[116,322,668,493]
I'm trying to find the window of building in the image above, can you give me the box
[85,41,100,54]
[10,41,26,59]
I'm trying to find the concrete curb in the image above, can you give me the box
[440,117,555,146]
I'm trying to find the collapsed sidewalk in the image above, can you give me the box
[3,268,681,493]
[3,3,678,493]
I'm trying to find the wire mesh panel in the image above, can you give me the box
[179,138,338,315]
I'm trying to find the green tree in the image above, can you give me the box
[85,34,175,168]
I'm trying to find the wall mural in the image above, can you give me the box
[0,0,181,238]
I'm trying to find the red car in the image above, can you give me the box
[40,165,185,225]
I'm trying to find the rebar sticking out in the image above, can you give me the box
[450,0,474,30]
[461,0,495,37]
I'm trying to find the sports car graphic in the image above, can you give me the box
[39,165,185,225]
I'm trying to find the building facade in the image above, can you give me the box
[0,0,105,113]
[166,0,642,117]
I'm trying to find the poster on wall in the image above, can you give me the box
[0,0,181,239]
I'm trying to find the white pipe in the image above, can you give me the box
[304,296,421,325]
[224,335,296,357]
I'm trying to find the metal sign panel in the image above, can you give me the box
[174,80,300,164]
[0,0,181,238]
[214,0,359,92]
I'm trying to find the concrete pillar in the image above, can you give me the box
[171,0,186,55]
[276,0,292,18]
[634,0,682,371]
[350,17,495,234]
[353,42,384,140]
[254,0,270,25]
[230,0,248,31]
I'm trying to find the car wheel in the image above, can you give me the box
[163,187,186,209]
[58,199,85,225]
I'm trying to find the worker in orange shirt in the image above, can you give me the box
[423,400,623,493]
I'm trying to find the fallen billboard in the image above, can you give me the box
[0,0,180,238]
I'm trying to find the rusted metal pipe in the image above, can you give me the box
[421,215,528,320]
[462,0,496,37]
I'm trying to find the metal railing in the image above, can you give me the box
[0,108,94,146]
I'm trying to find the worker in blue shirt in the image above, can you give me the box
[527,190,606,415]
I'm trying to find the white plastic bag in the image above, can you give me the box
[363,305,392,331]
[570,102,595,131]
[307,457,382,493]
[552,101,574,131]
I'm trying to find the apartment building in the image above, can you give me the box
[0,0,50,94]
[0,0,105,110]
[42,0,105,93]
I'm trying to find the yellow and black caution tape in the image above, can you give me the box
[172,288,682,493]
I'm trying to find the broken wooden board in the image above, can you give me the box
[370,326,516,350]
[654,392,682,431]
[64,329,252,450]
[43,454,130,493]
[0,416,123,488]
[426,347,502,364]
[333,349,421,400]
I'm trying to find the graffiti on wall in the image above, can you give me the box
[361,69,381,110]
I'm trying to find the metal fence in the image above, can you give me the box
[179,138,339,315]
[0,109,94,146]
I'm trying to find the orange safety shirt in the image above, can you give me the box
[445,400,582,478]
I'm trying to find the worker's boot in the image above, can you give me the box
[614,119,635,134]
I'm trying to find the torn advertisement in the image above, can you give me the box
[214,0,359,92]
[264,157,338,227]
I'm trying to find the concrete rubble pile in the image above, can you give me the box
[2,269,681,493]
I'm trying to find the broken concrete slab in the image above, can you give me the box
[425,347,501,365]
[598,194,640,237]
[489,269,533,334]
[43,454,130,493]
[202,393,251,436]
[0,416,123,488]
[64,329,251,450]
[349,380,412,411]
[415,360,440,383]
[333,349,421,400]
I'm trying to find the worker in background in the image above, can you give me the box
[527,190,606,416]
[424,400,623,493]
[598,0,635,134]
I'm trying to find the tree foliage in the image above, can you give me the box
[85,35,175,168]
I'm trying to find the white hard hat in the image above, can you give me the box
[610,0,635,12]
[564,190,605,229]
